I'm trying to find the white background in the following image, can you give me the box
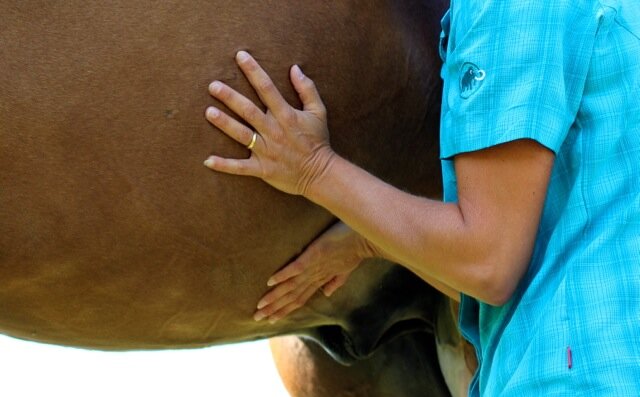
[0,335,289,397]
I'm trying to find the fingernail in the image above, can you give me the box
[269,317,279,324]
[209,81,221,94]
[292,64,304,80]
[267,278,276,287]
[236,51,250,62]
[256,300,267,310]
[254,312,266,322]
[206,107,219,118]
[203,157,215,168]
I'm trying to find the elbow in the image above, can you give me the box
[472,258,522,307]
[460,233,532,306]
[480,280,516,307]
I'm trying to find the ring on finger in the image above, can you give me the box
[247,132,258,150]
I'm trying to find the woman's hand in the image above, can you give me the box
[253,222,374,323]
[204,51,335,196]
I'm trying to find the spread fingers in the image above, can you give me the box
[209,81,267,133]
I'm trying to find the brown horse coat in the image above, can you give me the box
[0,3,465,394]
[1,0,446,350]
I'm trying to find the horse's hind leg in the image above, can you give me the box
[269,332,451,397]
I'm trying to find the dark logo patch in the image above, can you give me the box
[459,62,486,99]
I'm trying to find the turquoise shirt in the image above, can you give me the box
[439,1,640,395]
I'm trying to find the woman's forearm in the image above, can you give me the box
[308,154,478,295]
[307,137,554,307]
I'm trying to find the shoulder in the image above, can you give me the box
[450,0,602,34]
[440,0,605,159]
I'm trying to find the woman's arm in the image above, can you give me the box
[204,51,553,320]
[305,139,552,306]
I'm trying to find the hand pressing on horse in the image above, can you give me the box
[253,222,374,323]
[204,51,335,196]
[204,51,364,322]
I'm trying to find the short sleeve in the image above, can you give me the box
[439,0,602,159]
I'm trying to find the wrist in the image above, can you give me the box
[301,145,339,199]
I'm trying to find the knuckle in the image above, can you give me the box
[290,260,305,273]
[257,78,275,93]
[284,278,300,290]
[215,84,230,100]
[214,113,228,128]
[281,109,297,126]
[261,292,276,304]
[270,130,285,146]
[216,158,229,170]
[244,58,258,71]
[304,77,316,91]
[241,105,261,122]
[235,161,248,174]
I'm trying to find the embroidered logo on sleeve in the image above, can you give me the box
[459,62,486,99]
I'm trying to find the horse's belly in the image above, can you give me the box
[0,0,446,349]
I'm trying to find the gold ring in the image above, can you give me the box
[247,132,257,150]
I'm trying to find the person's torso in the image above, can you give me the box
[439,1,640,395]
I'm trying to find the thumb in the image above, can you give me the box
[322,274,349,297]
[290,65,327,117]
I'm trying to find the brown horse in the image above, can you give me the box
[0,0,459,394]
